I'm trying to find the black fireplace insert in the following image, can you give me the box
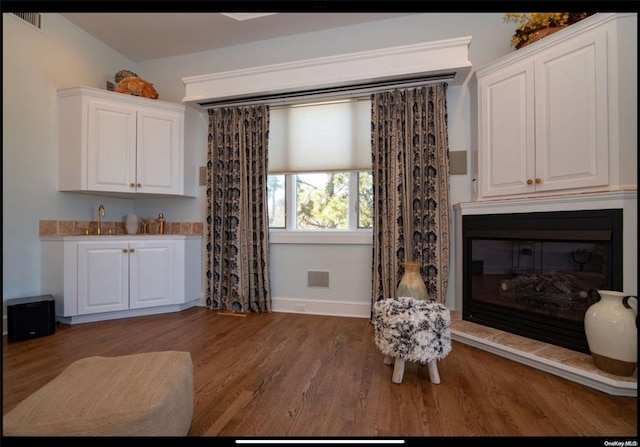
[462,209,623,354]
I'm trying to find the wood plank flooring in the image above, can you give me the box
[2,306,637,438]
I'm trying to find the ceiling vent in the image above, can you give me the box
[219,13,277,21]
[12,13,42,30]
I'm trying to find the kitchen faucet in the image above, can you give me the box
[97,204,105,235]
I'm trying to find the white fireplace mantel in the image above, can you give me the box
[454,190,637,215]
[453,190,638,311]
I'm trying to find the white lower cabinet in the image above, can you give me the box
[41,235,202,324]
[77,240,174,314]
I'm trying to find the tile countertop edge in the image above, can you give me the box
[40,235,203,241]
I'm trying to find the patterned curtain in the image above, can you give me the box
[206,105,272,313]
[371,84,451,305]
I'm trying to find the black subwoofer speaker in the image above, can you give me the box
[7,295,56,343]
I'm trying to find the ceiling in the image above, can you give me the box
[60,12,420,62]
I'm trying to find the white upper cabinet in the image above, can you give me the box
[58,86,195,197]
[478,61,535,197]
[533,27,608,193]
[86,100,138,193]
[135,108,182,194]
[476,13,637,200]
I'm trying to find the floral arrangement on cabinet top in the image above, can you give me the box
[504,12,595,49]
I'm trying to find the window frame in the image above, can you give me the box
[268,171,373,245]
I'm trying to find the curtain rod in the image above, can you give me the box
[199,73,454,109]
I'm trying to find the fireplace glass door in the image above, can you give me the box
[462,209,622,354]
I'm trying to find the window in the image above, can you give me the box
[267,174,286,228]
[267,98,372,237]
[267,171,372,230]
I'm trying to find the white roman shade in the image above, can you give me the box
[268,98,371,174]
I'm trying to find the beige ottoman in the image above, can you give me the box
[3,351,194,437]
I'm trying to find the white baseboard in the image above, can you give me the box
[55,300,201,325]
[1,295,365,336]
[272,297,371,319]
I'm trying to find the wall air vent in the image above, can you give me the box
[12,13,42,30]
[308,271,330,288]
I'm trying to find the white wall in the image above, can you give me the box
[2,13,139,315]
[3,12,517,325]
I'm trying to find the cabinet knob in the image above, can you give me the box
[130,183,135,188]
[122,248,129,253]
[526,179,533,185]
[535,178,541,184]
[129,248,135,253]
[137,183,142,188]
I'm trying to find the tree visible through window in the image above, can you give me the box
[358,171,373,228]
[267,172,372,230]
[267,174,285,228]
[297,172,348,229]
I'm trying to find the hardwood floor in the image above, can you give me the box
[2,306,637,438]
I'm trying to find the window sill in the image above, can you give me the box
[268,230,373,245]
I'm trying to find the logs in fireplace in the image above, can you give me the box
[462,209,623,354]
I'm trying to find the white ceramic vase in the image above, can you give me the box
[125,214,139,234]
[584,290,637,376]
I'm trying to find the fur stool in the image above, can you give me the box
[3,351,194,436]
[373,297,451,384]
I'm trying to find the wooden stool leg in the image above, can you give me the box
[427,360,441,384]
[383,355,393,366]
[392,357,405,384]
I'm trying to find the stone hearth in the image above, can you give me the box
[450,311,637,397]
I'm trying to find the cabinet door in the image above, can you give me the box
[77,242,129,314]
[129,240,175,309]
[136,108,183,195]
[479,62,536,198]
[87,101,137,193]
[534,28,609,192]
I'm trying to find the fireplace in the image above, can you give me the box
[462,208,623,354]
